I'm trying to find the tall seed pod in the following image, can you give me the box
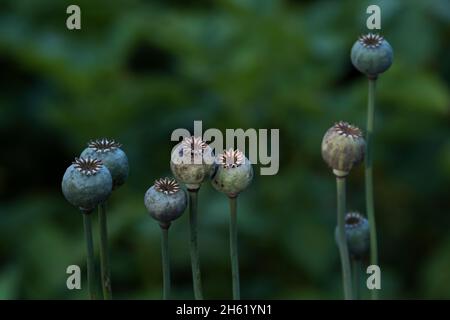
[62,157,113,299]
[322,122,365,300]
[144,178,187,299]
[170,136,215,300]
[351,33,393,299]
[211,149,253,300]
[335,212,370,299]
[80,138,130,299]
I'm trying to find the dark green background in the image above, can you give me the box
[0,0,449,299]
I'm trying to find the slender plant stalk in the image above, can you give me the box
[351,258,360,300]
[366,78,379,300]
[161,226,171,300]
[229,196,240,300]
[188,189,203,299]
[98,202,112,299]
[336,177,353,300]
[83,213,96,300]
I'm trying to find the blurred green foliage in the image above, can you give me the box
[0,0,449,299]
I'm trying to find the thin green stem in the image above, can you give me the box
[366,78,379,300]
[352,258,360,300]
[336,177,353,300]
[83,213,96,300]
[229,196,240,300]
[188,189,203,300]
[161,226,171,300]
[98,202,112,300]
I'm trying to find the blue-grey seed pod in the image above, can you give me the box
[62,157,113,213]
[80,138,129,189]
[351,33,393,78]
[211,149,253,198]
[170,136,215,190]
[321,122,365,177]
[335,212,370,259]
[144,178,187,228]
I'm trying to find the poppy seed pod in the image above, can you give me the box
[170,136,215,190]
[211,149,253,198]
[80,138,129,189]
[144,178,187,228]
[321,121,365,177]
[351,33,393,78]
[62,157,113,213]
[335,212,370,259]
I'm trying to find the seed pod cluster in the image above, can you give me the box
[61,138,129,213]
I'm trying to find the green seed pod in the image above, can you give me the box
[144,178,187,228]
[351,33,393,78]
[62,157,113,213]
[80,138,129,189]
[335,212,370,259]
[170,136,215,190]
[211,149,253,198]
[321,121,365,177]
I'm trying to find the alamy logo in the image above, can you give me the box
[366,5,381,29]
[66,265,81,290]
[366,265,381,290]
[171,121,279,175]
[66,5,81,30]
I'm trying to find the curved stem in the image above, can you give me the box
[161,226,171,300]
[98,202,112,299]
[83,213,96,300]
[188,189,203,299]
[366,78,379,300]
[352,258,360,300]
[336,177,353,300]
[229,196,240,300]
